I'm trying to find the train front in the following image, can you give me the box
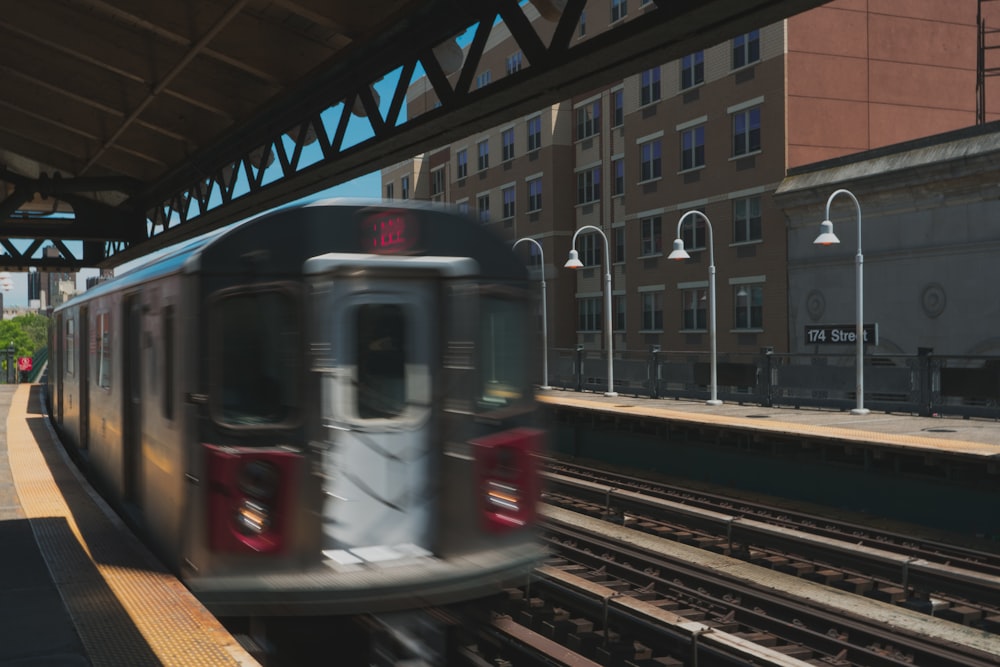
[186,203,546,620]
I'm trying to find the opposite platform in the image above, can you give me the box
[0,383,258,666]
[537,390,1000,460]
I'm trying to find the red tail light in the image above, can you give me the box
[471,428,543,532]
[204,444,300,553]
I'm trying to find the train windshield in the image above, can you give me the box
[355,303,407,419]
[478,295,529,411]
[212,286,301,427]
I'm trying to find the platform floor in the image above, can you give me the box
[0,384,257,667]
[537,389,1000,458]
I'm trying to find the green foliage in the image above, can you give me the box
[11,313,49,352]
[0,313,51,360]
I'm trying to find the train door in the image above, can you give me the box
[307,255,475,558]
[78,305,89,450]
[54,313,63,425]
[122,294,143,505]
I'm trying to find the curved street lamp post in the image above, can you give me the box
[564,225,617,397]
[814,188,870,415]
[668,210,722,406]
[513,237,551,390]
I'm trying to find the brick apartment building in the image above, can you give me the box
[382,0,1000,361]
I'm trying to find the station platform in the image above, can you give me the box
[537,389,1000,460]
[536,389,1000,539]
[0,384,258,666]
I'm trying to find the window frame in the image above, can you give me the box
[681,287,707,331]
[733,196,762,244]
[527,177,542,212]
[732,30,761,70]
[501,128,515,162]
[681,125,705,171]
[578,297,602,332]
[681,51,704,90]
[640,291,664,332]
[576,166,601,205]
[639,139,662,182]
[477,193,490,223]
[639,215,662,257]
[575,100,601,141]
[527,115,542,152]
[456,149,468,179]
[502,185,516,219]
[477,139,489,171]
[734,283,764,330]
[640,67,661,106]
[611,0,627,23]
[732,107,761,157]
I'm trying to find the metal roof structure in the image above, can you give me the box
[0,0,827,270]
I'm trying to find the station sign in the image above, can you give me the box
[804,324,878,346]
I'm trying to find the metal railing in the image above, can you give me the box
[544,347,1000,419]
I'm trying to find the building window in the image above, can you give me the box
[639,215,662,256]
[640,67,660,106]
[681,51,704,89]
[612,158,624,195]
[576,100,601,140]
[401,175,410,199]
[526,243,542,267]
[477,193,490,223]
[476,70,492,88]
[611,89,623,127]
[733,107,761,156]
[614,227,625,263]
[431,168,445,198]
[477,139,489,171]
[614,295,626,331]
[682,288,707,330]
[502,128,515,161]
[732,30,760,69]
[641,292,663,331]
[456,149,468,179]
[502,186,516,218]
[734,196,762,243]
[457,200,469,215]
[578,297,601,332]
[579,10,586,36]
[385,182,394,199]
[505,51,522,75]
[579,232,602,267]
[576,166,601,204]
[527,177,542,212]
[639,139,661,181]
[735,284,763,329]
[611,0,627,23]
[680,214,706,251]
[681,126,705,171]
[527,115,542,152]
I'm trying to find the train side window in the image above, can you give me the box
[163,305,174,420]
[97,312,112,389]
[65,317,75,377]
[478,296,528,411]
[355,304,406,419]
[212,287,300,427]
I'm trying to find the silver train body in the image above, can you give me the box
[48,200,545,616]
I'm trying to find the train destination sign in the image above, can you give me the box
[804,324,878,345]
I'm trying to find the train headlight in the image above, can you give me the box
[236,499,271,535]
[239,460,279,500]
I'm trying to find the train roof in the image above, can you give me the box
[54,199,527,312]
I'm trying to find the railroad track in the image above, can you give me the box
[543,459,1000,627]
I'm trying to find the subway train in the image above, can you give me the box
[46,200,545,627]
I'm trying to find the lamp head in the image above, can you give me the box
[564,248,583,269]
[667,238,690,261]
[814,220,840,246]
